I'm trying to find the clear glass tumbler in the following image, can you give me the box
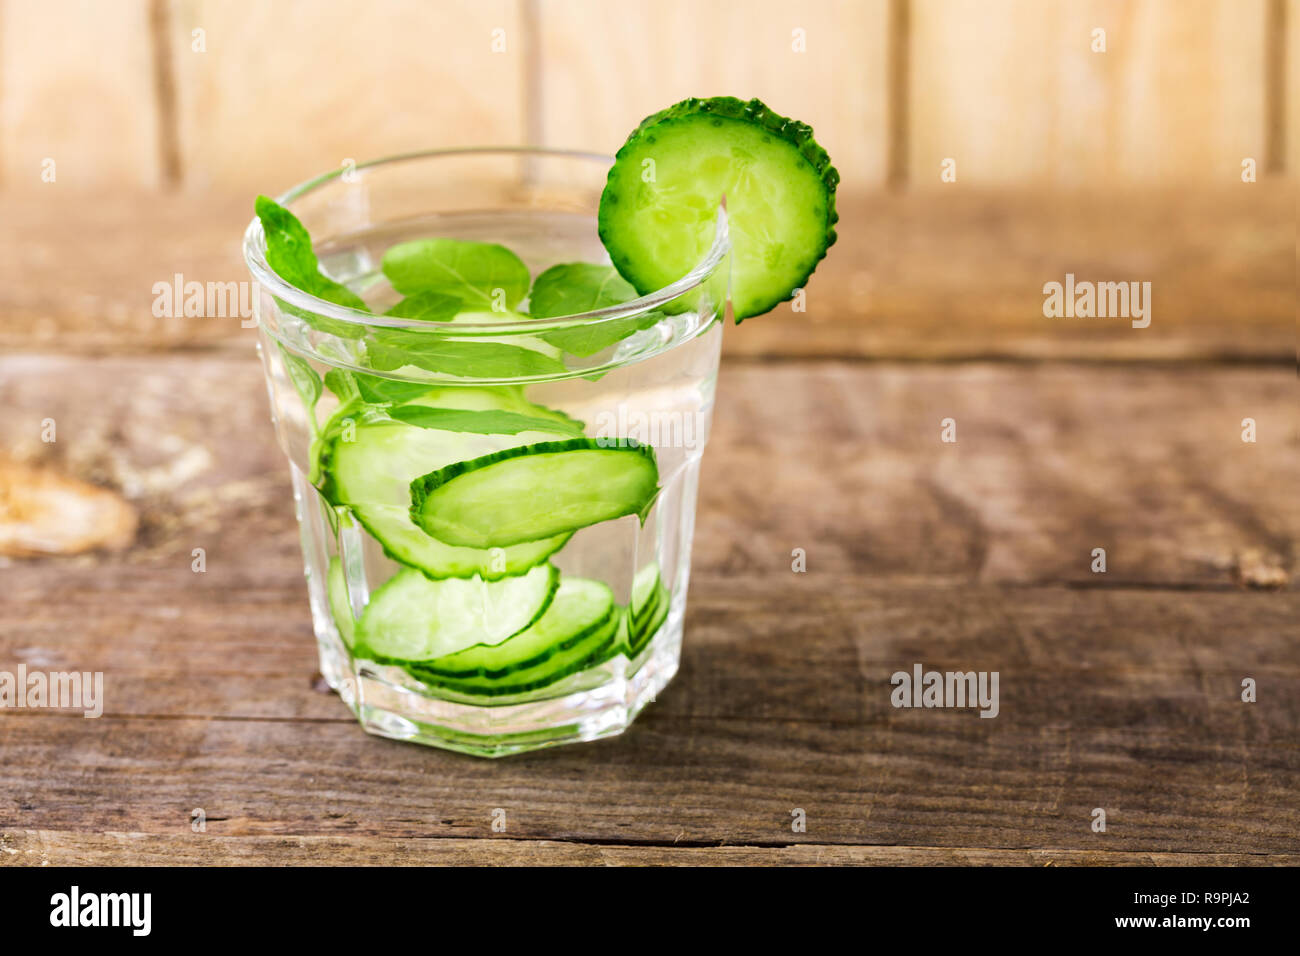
[243,149,728,756]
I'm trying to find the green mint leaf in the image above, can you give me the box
[527,263,662,357]
[387,405,585,437]
[323,368,360,404]
[277,343,322,431]
[381,238,530,311]
[384,291,462,321]
[352,373,434,405]
[366,331,567,378]
[255,195,370,338]
[528,263,637,317]
[255,196,370,312]
[544,311,665,358]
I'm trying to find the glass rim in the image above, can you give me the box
[241,146,730,335]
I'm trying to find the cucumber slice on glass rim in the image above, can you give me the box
[598,96,839,321]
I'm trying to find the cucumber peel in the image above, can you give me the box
[406,577,621,696]
[628,564,670,656]
[416,577,615,679]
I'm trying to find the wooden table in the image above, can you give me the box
[0,190,1296,866]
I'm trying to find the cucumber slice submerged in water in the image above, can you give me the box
[627,564,670,657]
[327,556,357,648]
[407,578,621,696]
[323,387,578,579]
[630,562,662,619]
[417,577,615,679]
[410,438,659,549]
[356,563,559,662]
[598,96,839,320]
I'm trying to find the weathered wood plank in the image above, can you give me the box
[1,619,1296,853]
[0,355,1296,858]
[910,0,1269,184]
[168,0,526,191]
[3,566,1298,720]
[1,356,1293,589]
[1,831,1292,867]
[0,0,160,190]
[0,188,1290,359]
[534,0,889,188]
[0,0,1282,194]
[1289,0,1299,175]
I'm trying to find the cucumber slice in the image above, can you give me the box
[356,563,558,662]
[410,438,659,549]
[310,395,362,486]
[413,619,618,697]
[323,387,579,579]
[627,565,670,657]
[327,556,357,648]
[407,579,620,696]
[417,577,615,678]
[631,590,668,656]
[598,96,839,320]
[630,562,662,620]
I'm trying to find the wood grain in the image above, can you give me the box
[167,0,526,192]
[0,0,1286,194]
[0,354,1295,861]
[534,0,890,185]
[1,356,1294,590]
[1,579,1295,853]
[2,832,1293,867]
[909,0,1269,184]
[0,3,1293,868]
[1289,0,1299,174]
[0,0,160,190]
[0,187,1290,359]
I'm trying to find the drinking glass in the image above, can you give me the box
[243,149,728,756]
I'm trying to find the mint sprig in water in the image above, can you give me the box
[278,344,323,433]
[528,263,662,357]
[366,333,566,378]
[254,196,660,376]
[387,405,585,437]
[255,195,369,314]
[382,238,530,312]
[529,263,635,316]
[350,373,437,405]
[384,291,462,321]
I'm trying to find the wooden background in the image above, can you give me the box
[0,0,1296,190]
[0,1,1296,867]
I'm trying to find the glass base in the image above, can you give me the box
[314,607,682,757]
